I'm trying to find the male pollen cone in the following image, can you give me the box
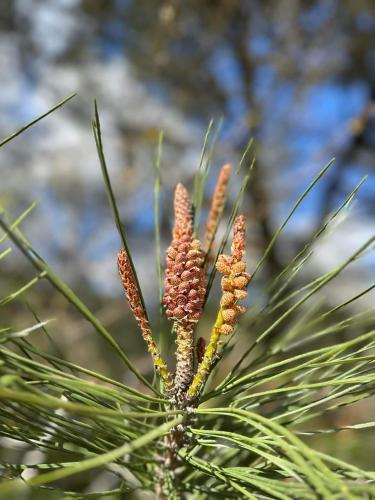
[205,163,231,248]
[163,183,206,327]
[216,214,250,336]
[118,249,174,392]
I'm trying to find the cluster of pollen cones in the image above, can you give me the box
[216,215,251,336]
[162,185,206,327]
[117,163,250,403]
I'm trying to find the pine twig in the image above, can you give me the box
[118,249,174,394]
[163,184,206,398]
[187,215,250,401]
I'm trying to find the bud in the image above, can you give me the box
[205,163,232,250]
[220,292,235,307]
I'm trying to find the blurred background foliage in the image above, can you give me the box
[0,0,374,478]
